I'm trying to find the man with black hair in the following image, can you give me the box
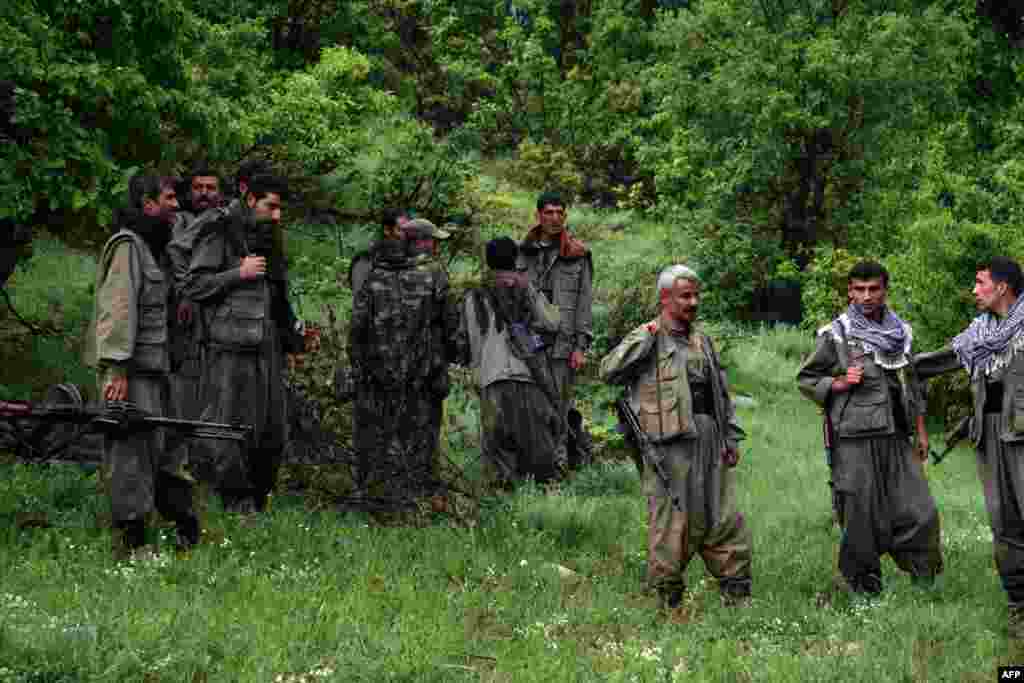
[168,163,226,430]
[348,218,453,490]
[84,174,200,555]
[917,256,1024,637]
[798,260,942,596]
[453,237,563,484]
[519,191,594,471]
[348,208,411,296]
[184,173,305,513]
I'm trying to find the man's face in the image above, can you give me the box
[384,215,411,241]
[974,270,1008,312]
[142,186,179,225]
[848,278,887,317]
[190,175,222,212]
[660,278,700,325]
[246,192,282,224]
[537,203,566,238]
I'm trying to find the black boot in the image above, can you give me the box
[113,519,146,557]
[720,577,752,606]
[175,515,200,551]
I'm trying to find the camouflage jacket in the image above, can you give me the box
[454,283,561,390]
[517,229,593,359]
[86,227,171,374]
[600,320,744,448]
[348,242,452,393]
[797,318,924,439]
[183,204,302,353]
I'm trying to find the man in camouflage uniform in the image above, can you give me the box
[601,265,751,609]
[453,237,563,484]
[798,261,942,596]
[167,164,225,431]
[916,257,1024,637]
[348,218,452,491]
[519,192,593,469]
[86,174,200,554]
[184,174,304,513]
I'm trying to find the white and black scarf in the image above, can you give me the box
[951,296,1024,378]
[833,304,912,369]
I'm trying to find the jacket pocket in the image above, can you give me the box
[207,293,266,348]
[841,393,890,435]
[637,371,690,439]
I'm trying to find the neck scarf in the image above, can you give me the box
[835,304,912,370]
[951,295,1024,377]
[524,225,588,258]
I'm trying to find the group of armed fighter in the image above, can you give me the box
[77,165,1024,635]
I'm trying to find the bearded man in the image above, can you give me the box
[601,265,751,609]
[916,256,1024,637]
[798,260,943,596]
[85,174,200,555]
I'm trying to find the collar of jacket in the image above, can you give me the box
[371,240,414,270]
[522,225,588,258]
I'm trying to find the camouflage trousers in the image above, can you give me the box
[832,434,943,593]
[645,415,752,597]
[195,346,288,506]
[480,380,564,484]
[980,414,1024,604]
[353,382,442,490]
[98,370,195,526]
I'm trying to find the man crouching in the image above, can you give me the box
[600,265,751,608]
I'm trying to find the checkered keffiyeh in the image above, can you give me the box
[952,295,1024,377]
[844,304,910,356]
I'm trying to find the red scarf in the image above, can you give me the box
[524,226,588,258]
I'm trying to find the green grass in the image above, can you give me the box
[0,187,1018,681]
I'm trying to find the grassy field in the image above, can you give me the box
[1,183,1020,681]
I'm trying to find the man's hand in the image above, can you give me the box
[569,350,586,370]
[176,301,194,326]
[240,255,267,280]
[103,375,128,402]
[722,445,740,468]
[914,433,929,463]
[646,320,659,335]
[494,271,527,289]
[831,366,864,393]
[287,353,305,371]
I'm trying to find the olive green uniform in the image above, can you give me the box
[87,226,197,544]
[798,320,942,593]
[917,345,1024,608]
[601,321,751,601]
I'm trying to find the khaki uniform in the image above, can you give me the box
[798,321,942,593]
[454,284,563,482]
[348,243,452,489]
[601,321,751,599]
[917,345,1024,605]
[183,206,295,508]
[87,227,195,532]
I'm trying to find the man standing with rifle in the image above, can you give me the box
[600,264,751,610]
[797,261,942,596]
[84,174,202,556]
[916,256,1024,638]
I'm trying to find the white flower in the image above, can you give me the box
[519,559,528,567]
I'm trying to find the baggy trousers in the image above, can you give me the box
[979,414,1024,604]
[645,415,752,596]
[480,380,563,483]
[832,434,943,592]
[548,357,574,469]
[352,382,441,488]
[99,370,195,526]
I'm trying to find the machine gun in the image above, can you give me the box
[616,391,683,513]
[0,386,252,462]
[931,415,972,465]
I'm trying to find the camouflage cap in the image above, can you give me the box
[402,218,450,240]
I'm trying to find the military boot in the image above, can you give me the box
[175,515,200,552]
[112,519,147,560]
[720,578,753,607]
[658,588,684,611]
[1009,602,1024,640]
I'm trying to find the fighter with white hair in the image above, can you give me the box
[600,264,752,609]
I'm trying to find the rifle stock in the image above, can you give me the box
[616,394,684,513]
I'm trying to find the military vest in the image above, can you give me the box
[628,330,702,443]
[204,239,272,351]
[98,230,171,372]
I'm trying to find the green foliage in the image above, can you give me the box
[800,246,863,330]
[507,139,584,201]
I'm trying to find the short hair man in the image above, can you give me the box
[519,191,594,471]
[348,218,453,491]
[86,174,200,555]
[347,208,412,294]
[183,174,304,512]
[798,260,942,596]
[917,256,1024,637]
[600,265,751,609]
[452,237,563,484]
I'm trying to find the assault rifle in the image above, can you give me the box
[931,415,972,465]
[616,391,684,513]
[0,399,252,461]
